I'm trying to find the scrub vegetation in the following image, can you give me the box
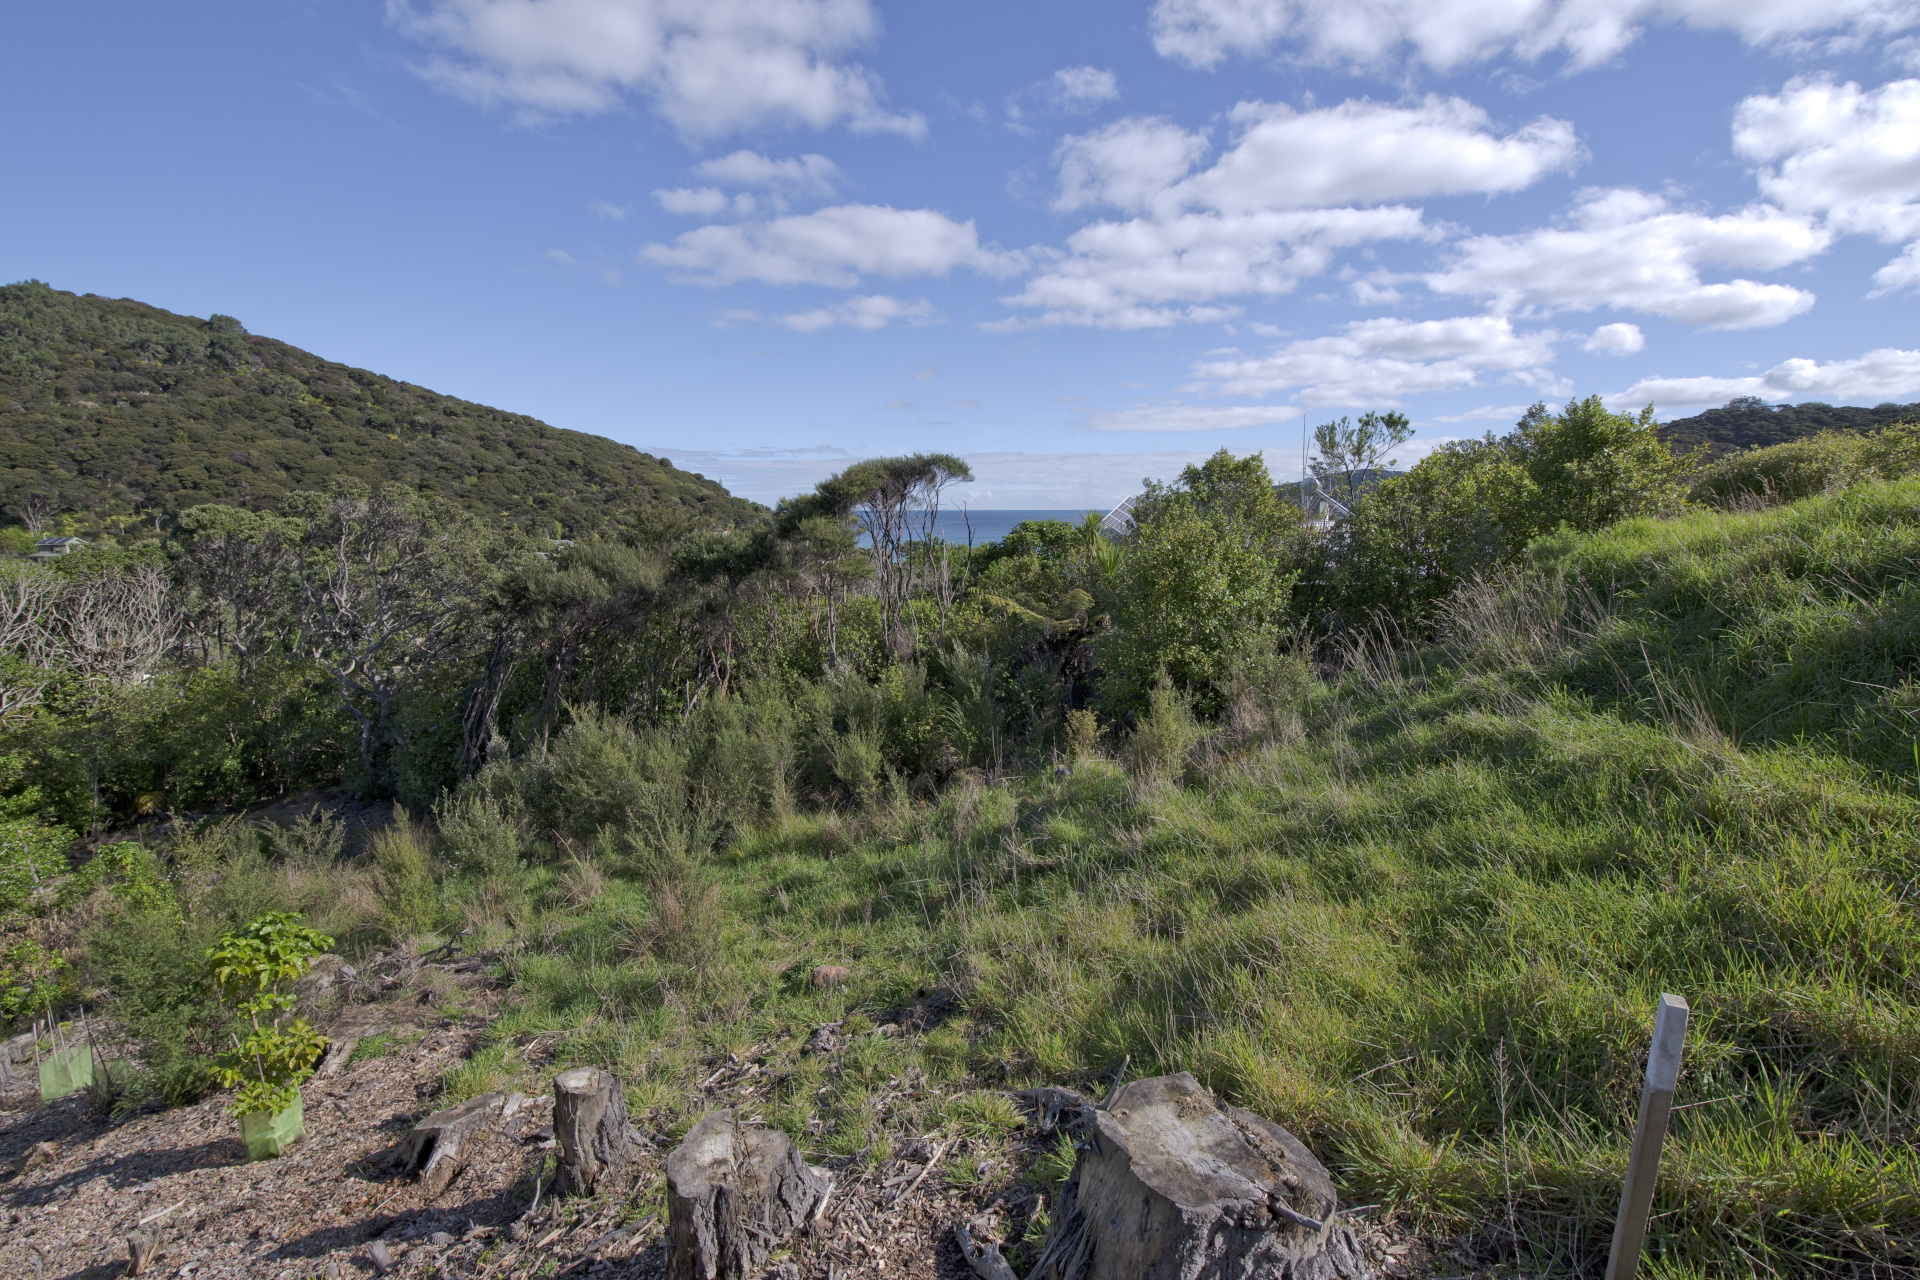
[4,306,1918,1277]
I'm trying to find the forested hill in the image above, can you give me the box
[1659,396,1920,455]
[0,281,756,534]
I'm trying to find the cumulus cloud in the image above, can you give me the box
[1081,404,1306,432]
[694,150,845,195]
[1015,96,1574,328]
[1149,0,1918,74]
[1182,98,1580,213]
[1735,77,1920,291]
[999,206,1430,330]
[1053,118,1211,213]
[1189,314,1561,405]
[643,204,1024,286]
[1874,241,1920,293]
[1615,347,1920,407]
[1584,322,1645,354]
[773,294,938,330]
[656,151,845,217]
[1050,66,1121,110]
[389,0,925,137]
[655,186,738,215]
[1428,187,1830,328]
[1006,66,1122,130]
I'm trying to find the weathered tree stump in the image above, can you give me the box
[399,1091,504,1195]
[1029,1073,1373,1280]
[665,1109,831,1280]
[124,1230,158,1276]
[553,1067,636,1197]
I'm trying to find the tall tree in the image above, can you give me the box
[1312,411,1414,506]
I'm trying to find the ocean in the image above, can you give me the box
[921,509,1102,545]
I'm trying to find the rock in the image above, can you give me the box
[398,1092,504,1195]
[666,1109,831,1280]
[810,964,851,989]
[367,1240,395,1275]
[801,1024,843,1056]
[552,1068,635,1197]
[1028,1073,1373,1280]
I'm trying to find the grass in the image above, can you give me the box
[467,490,1920,1275]
[84,477,1920,1276]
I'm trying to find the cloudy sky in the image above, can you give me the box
[5,1,1919,507]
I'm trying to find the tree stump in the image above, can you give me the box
[124,1230,158,1276]
[666,1109,831,1280]
[399,1091,504,1196]
[552,1068,636,1197]
[1029,1073,1373,1280]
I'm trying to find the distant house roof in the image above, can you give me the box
[28,535,88,561]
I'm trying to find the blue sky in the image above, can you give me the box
[4,0,1918,508]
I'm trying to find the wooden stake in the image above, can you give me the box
[1605,993,1689,1280]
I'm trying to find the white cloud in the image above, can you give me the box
[1734,78,1920,241]
[999,206,1430,330]
[1006,67,1123,131]
[1873,241,1920,293]
[389,0,925,138]
[774,294,938,330]
[1181,97,1580,213]
[1428,187,1831,328]
[1018,96,1576,328]
[693,150,845,196]
[1189,314,1561,405]
[1734,77,1920,291]
[1584,322,1645,354]
[1615,347,1920,407]
[588,200,629,219]
[1050,66,1121,110]
[1149,0,1918,74]
[1081,404,1306,432]
[1053,118,1211,213]
[642,204,1024,286]
[654,186,737,215]
[1434,403,1536,423]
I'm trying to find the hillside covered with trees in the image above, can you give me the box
[0,281,754,542]
[3,384,1918,1278]
[1658,394,1920,455]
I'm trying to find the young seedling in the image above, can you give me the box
[207,912,333,1144]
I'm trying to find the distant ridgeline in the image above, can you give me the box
[1659,396,1920,456]
[0,281,757,533]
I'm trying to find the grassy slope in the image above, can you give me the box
[443,482,1920,1277]
[0,281,758,535]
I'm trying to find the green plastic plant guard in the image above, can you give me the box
[38,1044,93,1100]
[238,1092,304,1160]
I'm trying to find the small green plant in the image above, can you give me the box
[206,911,332,1117]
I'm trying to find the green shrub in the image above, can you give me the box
[434,787,522,878]
[1123,683,1202,779]
[370,810,443,939]
[1689,423,1920,507]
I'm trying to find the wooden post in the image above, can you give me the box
[1605,993,1689,1280]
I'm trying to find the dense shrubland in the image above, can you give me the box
[5,393,1920,1275]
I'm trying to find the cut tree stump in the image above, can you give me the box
[665,1109,831,1280]
[552,1067,636,1197]
[399,1091,504,1195]
[124,1230,158,1276]
[1029,1073,1373,1280]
